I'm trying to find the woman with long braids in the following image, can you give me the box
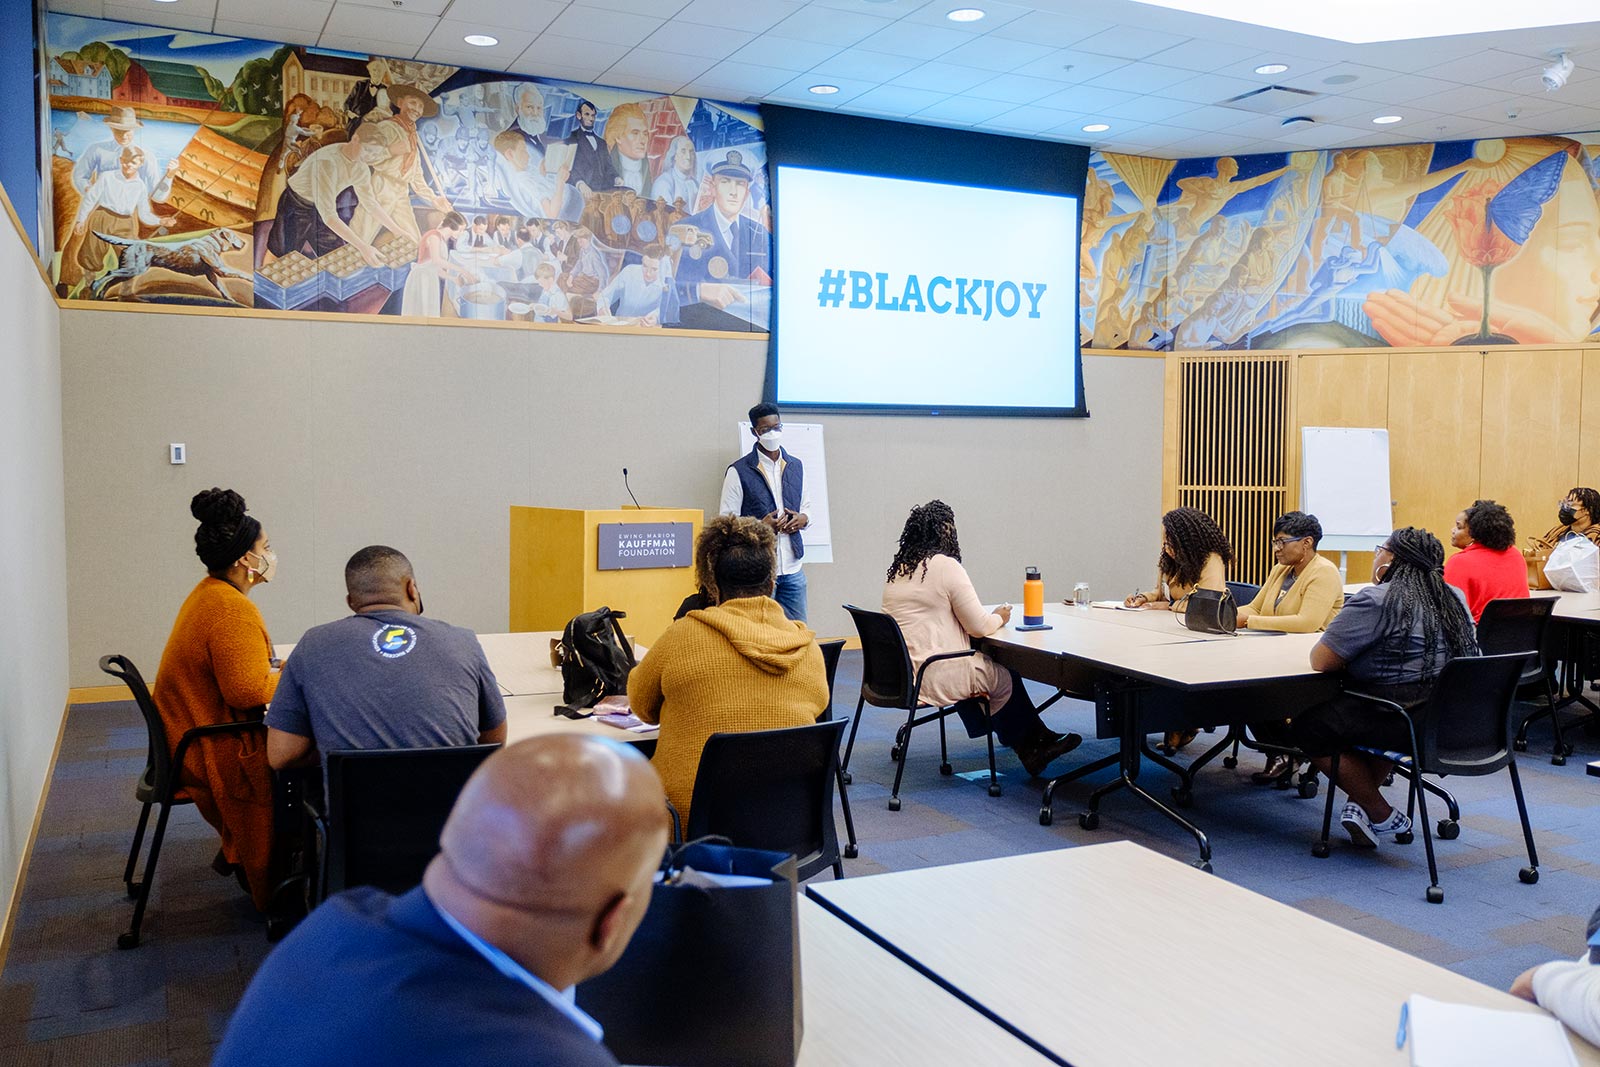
[1123,506,1233,612]
[1292,527,1479,848]
[882,500,1082,777]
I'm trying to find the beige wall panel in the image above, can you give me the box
[1387,350,1483,537]
[1480,348,1582,546]
[1580,349,1600,491]
[59,310,1164,685]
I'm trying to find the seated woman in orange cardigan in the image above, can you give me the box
[152,488,280,912]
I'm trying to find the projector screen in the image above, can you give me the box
[760,106,1090,417]
[774,166,1081,413]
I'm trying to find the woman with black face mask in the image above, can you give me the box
[1533,487,1600,551]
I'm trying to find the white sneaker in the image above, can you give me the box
[1341,802,1378,848]
[1370,808,1412,838]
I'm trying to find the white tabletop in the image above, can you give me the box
[1053,600,1243,641]
[795,897,1053,1066]
[808,842,1600,1067]
[1343,582,1600,625]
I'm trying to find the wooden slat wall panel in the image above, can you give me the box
[1481,348,1582,549]
[1579,349,1600,493]
[1387,350,1483,537]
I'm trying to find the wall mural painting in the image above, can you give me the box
[44,13,771,333]
[1082,135,1600,350]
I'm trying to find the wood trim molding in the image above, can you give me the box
[0,695,72,977]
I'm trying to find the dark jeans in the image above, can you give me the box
[1289,680,1434,758]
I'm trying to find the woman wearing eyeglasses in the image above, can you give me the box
[1291,527,1478,849]
[1443,499,1528,622]
[1237,511,1345,786]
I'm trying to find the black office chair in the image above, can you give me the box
[1478,598,1566,765]
[313,744,499,903]
[684,719,849,880]
[1225,581,1260,606]
[1311,653,1539,904]
[841,605,1000,811]
[816,638,859,859]
[101,653,266,949]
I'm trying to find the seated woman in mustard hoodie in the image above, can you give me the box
[630,516,828,829]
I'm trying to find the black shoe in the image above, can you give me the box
[1250,754,1296,785]
[1014,732,1083,778]
[211,848,237,878]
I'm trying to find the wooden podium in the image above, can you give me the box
[509,506,703,646]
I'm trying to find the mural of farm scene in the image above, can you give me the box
[45,14,771,333]
[1082,135,1600,350]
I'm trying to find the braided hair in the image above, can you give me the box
[888,500,961,582]
[1377,526,1477,665]
[1568,487,1600,521]
[190,488,260,576]
[1462,500,1516,552]
[1158,507,1233,589]
[693,514,776,603]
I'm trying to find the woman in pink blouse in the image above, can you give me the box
[881,500,1080,777]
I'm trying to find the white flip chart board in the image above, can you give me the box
[733,422,833,564]
[1300,427,1391,552]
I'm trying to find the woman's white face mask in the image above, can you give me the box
[245,547,277,584]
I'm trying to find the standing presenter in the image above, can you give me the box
[721,402,810,622]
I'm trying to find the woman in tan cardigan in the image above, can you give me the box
[881,501,1081,778]
[630,516,828,828]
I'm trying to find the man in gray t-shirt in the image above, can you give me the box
[266,546,507,773]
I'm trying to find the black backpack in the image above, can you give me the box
[554,606,637,717]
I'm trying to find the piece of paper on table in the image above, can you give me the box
[1089,601,1128,610]
[1402,994,1576,1067]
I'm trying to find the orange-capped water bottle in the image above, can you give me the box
[1023,566,1044,627]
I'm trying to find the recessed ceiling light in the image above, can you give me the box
[463,33,499,47]
[1372,114,1403,124]
[808,84,840,95]
[1254,63,1289,74]
[1122,0,1596,43]
[1082,123,1110,132]
[946,7,986,21]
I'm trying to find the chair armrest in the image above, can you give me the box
[1340,690,1423,760]
[171,719,267,776]
[913,648,977,690]
[666,799,682,845]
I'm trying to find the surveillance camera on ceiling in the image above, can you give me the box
[1542,51,1574,92]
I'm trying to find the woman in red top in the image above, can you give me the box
[1443,499,1528,622]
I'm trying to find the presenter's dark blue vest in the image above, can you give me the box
[729,446,804,560]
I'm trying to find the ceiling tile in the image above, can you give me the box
[417,48,514,70]
[673,0,804,35]
[1337,72,1460,104]
[692,60,794,94]
[911,94,1017,125]
[1161,106,1249,132]
[215,19,324,46]
[808,48,921,81]
[985,103,1083,133]
[46,0,105,17]
[1272,122,1369,148]
[323,3,439,46]
[340,0,448,12]
[602,70,691,93]
[897,0,1030,35]
[1163,72,1266,105]
[517,34,633,72]
[935,35,1054,74]
[319,32,420,58]
[1008,49,1127,84]
[216,0,329,32]
[543,6,663,47]
[103,3,214,31]
[1416,48,1538,85]
[422,20,536,61]
[890,60,992,94]
[603,47,717,84]
[765,6,890,47]
[855,20,967,60]
[1100,95,1200,123]
[1297,92,1399,123]
[841,83,950,114]
[987,11,1113,49]
[804,0,934,15]
[1454,94,1566,123]
[637,20,755,60]
[1032,84,1138,114]
[505,54,612,81]
[768,72,877,104]
[1530,104,1600,133]
[439,0,564,32]
[1402,83,1522,116]
[1142,37,1261,74]
[568,0,688,16]
[1070,26,1191,62]
[965,72,1068,105]
[1273,61,1397,93]
[1083,63,1201,96]
[727,35,841,71]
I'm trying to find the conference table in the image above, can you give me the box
[807,841,1600,1067]
[979,603,1338,869]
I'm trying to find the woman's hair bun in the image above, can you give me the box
[190,487,247,527]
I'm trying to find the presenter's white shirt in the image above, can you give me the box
[720,451,810,575]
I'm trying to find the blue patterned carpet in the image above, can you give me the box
[4,654,1599,1065]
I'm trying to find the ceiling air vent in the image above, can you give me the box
[1218,85,1322,114]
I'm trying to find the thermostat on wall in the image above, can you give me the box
[170,443,186,465]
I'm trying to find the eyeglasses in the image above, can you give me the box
[1374,543,1391,554]
[1270,537,1301,549]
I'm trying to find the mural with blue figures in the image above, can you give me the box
[43,13,771,335]
[1081,136,1600,351]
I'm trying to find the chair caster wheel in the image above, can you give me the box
[1395,830,1414,844]
[1297,779,1319,799]
[1312,842,1330,858]
[843,844,858,859]
[116,931,140,950]
[1560,742,1575,756]
[940,762,953,776]
[841,771,852,786]
[1039,808,1053,826]
[1552,754,1567,767]
[1513,738,1528,752]
[1079,812,1099,831]
[1437,820,1460,840]
[889,744,903,762]
[1426,886,1444,904]
[1192,860,1213,873]
[887,797,901,812]
[987,783,1002,797]
[125,881,142,901]
[1520,866,1539,884]
[1222,756,1238,769]
[1170,787,1193,808]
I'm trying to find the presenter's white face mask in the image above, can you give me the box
[757,429,783,450]
[246,547,277,584]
